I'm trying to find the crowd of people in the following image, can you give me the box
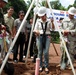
[0,5,76,74]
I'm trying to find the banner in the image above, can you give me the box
[46,8,76,20]
[46,8,76,31]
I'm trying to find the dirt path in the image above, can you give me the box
[1,43,76,75]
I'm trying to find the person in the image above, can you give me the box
[4,6,14,38]
[23,17,35,58]
[0,8,5,59]
[0,22,6,59]
[4,6,14,54]
[0,0,7,8]
[60,7,76,70]
[34,6,55,74]
[59,18,64,28]
[13,10,27,63]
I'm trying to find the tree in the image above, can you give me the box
[3,0,27,19]
[73,0,76,8]
[50,0,66,10]
[38,0,66,10]
[67,5,73,11]
[26,0,35,20]
[66,0,75,10]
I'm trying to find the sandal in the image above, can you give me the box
[45,68,49,74]
[39,67,43,72]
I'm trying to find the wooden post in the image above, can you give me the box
[51,41,58,56]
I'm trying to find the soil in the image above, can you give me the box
[1,43,75,75]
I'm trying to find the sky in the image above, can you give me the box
[24,0,75,8]
[59,0,75,8]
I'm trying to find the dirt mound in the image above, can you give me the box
[0,44,74,75]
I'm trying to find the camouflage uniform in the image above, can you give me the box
[60,17,76,69]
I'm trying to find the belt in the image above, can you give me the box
[40,34,50,36]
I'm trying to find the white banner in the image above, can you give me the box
[46,8,76,20]
[46,8,76,31]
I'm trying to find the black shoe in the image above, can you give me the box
[14,60,18,63]
[32,54,37,63]
[19,60,25,63]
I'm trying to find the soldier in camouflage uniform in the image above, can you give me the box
[60,7,76,70]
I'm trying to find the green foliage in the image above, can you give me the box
[39,1,46,6]
[2,0,76,21]
[73,0,76,8]
[24,0,35,20]
[50,0,66,10]
[38,0,66,10]
[3,0,27,19]
[67,0,75,10]
[51,31,60,43]
[67,5,73,10]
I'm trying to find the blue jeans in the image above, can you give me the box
[36,35,51,68]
